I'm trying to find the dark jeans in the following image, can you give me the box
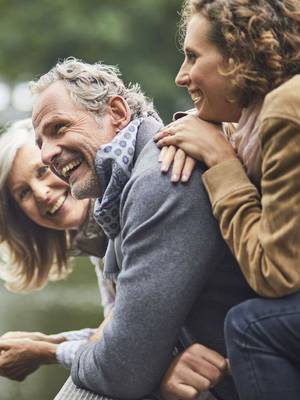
[224,293,300,400]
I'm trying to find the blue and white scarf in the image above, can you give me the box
[93,118,143,239]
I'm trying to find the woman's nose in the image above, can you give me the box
[175,65,189,87]
[33,184,50,202]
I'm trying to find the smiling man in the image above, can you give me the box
[30,58,254,400]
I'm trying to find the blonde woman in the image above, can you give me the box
[0,119,113,381]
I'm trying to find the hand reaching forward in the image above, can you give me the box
[0,339,57,381]
[160,343,229,400]
[1,330,65,344]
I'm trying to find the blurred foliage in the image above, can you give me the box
[0,0,191,121]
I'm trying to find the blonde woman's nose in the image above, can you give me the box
[33,184,50,202]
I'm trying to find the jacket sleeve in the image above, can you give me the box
[71,164,229,399]
[202,81,300,298]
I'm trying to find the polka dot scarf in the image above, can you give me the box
[93,118,143,239]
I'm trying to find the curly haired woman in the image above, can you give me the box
[155,1,300,399]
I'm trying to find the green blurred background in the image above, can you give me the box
[0,0,191,125]
[0,0,192,398]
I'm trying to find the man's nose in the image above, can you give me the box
[41,140,61,167]
[175,64,189,87]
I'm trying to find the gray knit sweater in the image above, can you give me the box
[71,117,255,400]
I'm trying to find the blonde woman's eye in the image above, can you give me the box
[38,166,50,178]
[19,187,31,201]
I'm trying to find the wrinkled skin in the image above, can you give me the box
[0,339,57,381]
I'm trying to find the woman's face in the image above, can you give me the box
[176,13,242,123]
[7,144,89,230]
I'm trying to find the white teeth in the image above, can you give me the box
[191,95,202,104]
[48,193,67,215]
[61,159,82,178]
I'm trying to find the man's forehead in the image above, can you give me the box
[32,101,56,129]
[32,81,73,129]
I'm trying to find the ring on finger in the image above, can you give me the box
[167,127,176,136]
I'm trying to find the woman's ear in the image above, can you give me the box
[107,96,131,132]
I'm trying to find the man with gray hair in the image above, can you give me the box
[31,58,254,400]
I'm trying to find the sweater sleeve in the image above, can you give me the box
[71,162,228,399]
[90,256,115,318]
[202,81,300,298]
[56,340,89,369]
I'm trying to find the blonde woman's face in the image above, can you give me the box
[176,13,242,123]
[7,144,89,230]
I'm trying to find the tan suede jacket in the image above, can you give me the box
[202,75,300,298]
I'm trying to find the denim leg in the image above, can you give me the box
[224,294,300,400]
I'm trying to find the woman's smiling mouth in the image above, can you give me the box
[47,191,68,215]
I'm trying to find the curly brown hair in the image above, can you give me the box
[180,0,300,106]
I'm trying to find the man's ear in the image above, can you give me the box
[107,96,131,132]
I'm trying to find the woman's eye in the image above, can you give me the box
[186,51,197,62]
[38,165,49,178]
[19,187,31,201]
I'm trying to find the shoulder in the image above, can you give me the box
[120,140,213,227]
[130,140,207,201]
[260,75,300,125]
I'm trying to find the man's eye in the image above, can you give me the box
[38,165,49,178]
[36,138,42,149]
[54,123,65,134]
[19,187,31,201]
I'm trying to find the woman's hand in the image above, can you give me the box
[160,343,229,400]
[1,331,65,344]
[154,115,237,180]
[159,146,197,183]
[0,339,57,381]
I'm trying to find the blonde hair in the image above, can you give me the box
[0,119,71,292]
[180,0,300,106]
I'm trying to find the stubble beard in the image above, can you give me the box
[70,170,102,200]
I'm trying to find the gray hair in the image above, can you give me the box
[30,57,156,119]
[0,118,35,192]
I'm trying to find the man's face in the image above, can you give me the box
[32,80,117,199]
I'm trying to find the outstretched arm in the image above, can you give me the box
[0,339,56,381]
[0,327,99,373]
